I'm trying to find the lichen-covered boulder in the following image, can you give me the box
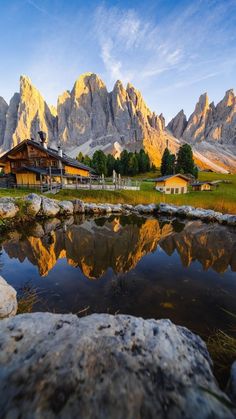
[25,193,42,216]
[0,313,234,418]
[41,198,60,217]
[58,200,74,215]
[0,276,17,319]
[0,198,19,219]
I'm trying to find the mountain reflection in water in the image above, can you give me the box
[1,215,236,278]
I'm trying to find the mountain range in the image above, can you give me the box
[0,73,235,173]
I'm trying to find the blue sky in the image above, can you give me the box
[0,0,236,121]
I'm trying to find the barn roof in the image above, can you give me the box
[0,139,94,173]
[152,173,190,182]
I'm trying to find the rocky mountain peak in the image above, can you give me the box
[0,97,8,147]
[0,97,8,107]
[219,89,235,108]
[72,73,107,98]
[167,109,187,139]
[0,74,235,172]
[195,92,209,114]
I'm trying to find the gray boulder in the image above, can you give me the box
[25,193,42,216]
[0,199,19,219]
[0,276,17,319]
[110,204,123,213]
[0,313,234,418]
[134,204,157,214]
[58,200,74,215]
[122,204,134,211]
[175,206,194,216]
[41,198,60,217]
[158,203,178,215]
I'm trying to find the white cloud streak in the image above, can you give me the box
[93,1,236,94]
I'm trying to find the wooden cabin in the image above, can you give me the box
[191,182,215,192]
[0,138,94,189]
[153,174,190,194]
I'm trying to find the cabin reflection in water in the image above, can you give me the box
[1,215,236,278]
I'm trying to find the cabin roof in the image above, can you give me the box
[153,173,190,182]
[0,139,94,173]
[191,181,213,186]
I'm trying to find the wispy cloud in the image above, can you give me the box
[93,0,236,95]
[1,0,235,120]
[26,0,49,15]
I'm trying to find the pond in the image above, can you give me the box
[0,214,236,383]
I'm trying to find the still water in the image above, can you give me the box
[0,214,236,341]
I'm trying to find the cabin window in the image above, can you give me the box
[181,187,184,193]
[171,188,174,194]
[166,188,170,191]
[175,188,179,194]
[36,173,41,181]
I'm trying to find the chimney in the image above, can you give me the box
[38,131,47,149]
[58,144,63,158]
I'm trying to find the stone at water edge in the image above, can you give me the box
[58,200,74,215]
[0,199,19,219]
[0,313,234,418]
[25,193,42,216]
[0,276,17,319]
[41,197,60,217]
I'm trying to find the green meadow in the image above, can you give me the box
[0,171,236,214]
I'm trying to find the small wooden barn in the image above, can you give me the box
[153,174,190,194]
[191,182,215,191]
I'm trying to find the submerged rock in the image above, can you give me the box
[0,313,234,418]
[0,276,17,319]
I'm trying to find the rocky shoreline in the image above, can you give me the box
[0,193,236,226]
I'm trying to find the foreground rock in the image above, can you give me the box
[0,313,234,418]
[0,276,17,319]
